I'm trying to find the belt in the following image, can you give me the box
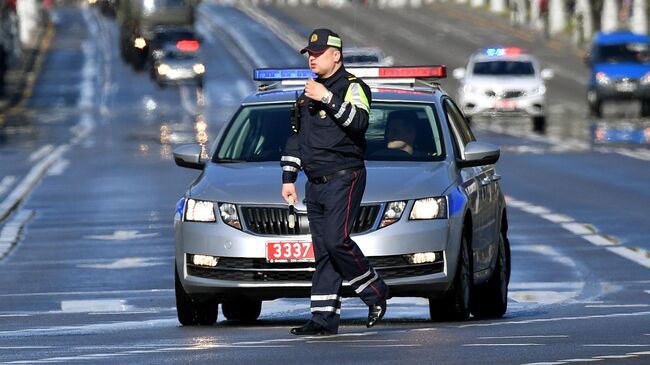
[308,167,358,184]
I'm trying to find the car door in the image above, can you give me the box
[443,98,495,274]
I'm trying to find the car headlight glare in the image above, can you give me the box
[219,203,241,230]
[409,197,447,220]
[185,198,216,222]
[530,85,546,95]
[380,201,406,228]
[596,72,610,86]
[193,63,206,74]
[157,64,171,76]
[134,37,147,49]
[462,84,477,94]
[191,254,219,267]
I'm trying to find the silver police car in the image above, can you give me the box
[172,66,510,326]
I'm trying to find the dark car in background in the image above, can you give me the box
[586,31,650,118]
[148,26,204,87]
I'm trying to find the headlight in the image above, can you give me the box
[530,85,546,95]
[185,198,216,222]
[596,72,611,86]
[219,203,241,230]
[462,84,477,94]
[409,197,447,220]
[134,37,147,49]
[157,64,171,76]
[193,63,206,74]
[641,72,650,84]
[380,201,406,228]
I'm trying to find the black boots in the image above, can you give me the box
[366,299,387,328]
[290,320,337,335]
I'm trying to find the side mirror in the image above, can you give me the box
[540,68,554,80]
[173,144,205,170]
[457,141,500,168]
[452,67,466,80]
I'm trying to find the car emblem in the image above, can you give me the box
[319,110,327,119]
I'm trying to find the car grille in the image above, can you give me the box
[485,90,525,98]
[186,254,444,282]
[241,205,381,235]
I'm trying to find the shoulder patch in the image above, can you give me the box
[347,76,357,80]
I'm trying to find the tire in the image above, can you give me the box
[532,116,545,132]
[471,231,510,319]
[429,234,472,322]
[589,100,602,118]
[175,268,218,326]
[222,298,262,323]
[641,100,650,118]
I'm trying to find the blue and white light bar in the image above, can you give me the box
[254,68,317,81]
[253,66,447,82]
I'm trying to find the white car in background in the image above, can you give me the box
[453,47,554,131]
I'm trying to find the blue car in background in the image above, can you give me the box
[586,31,650,118]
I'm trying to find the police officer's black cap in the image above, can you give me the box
[300,29,342,54]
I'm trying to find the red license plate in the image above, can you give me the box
[266,241,315,263]
[495,100,516,109]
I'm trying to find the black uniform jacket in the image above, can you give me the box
[281,66,372,183]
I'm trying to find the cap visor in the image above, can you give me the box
[300,46,328,54]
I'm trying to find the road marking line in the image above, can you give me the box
[458,311,650,328]
[61,299,128,313]
[0,176,16,197]
[46,158,70,176]
[0,210,34,258]
[0,288,172,298]
[478,335,568,339]
[464,343,543,346]
[605,247,650,269]
[541,214,574,223]
[558,358,603,362]
[582,234,618,246]
[629,351,650,355]
[585,304,649,308]
[28,145,54,162]
[522,363,566,365]
[561,222,596,235]
[0,145,68,222]
[585,344,650,347]
[594,355,636,359]
[348,344,421,347]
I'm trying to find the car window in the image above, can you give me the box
[595,43,650,63]
[213,102,445,163]
[214,104,293,162]
[443,98,475,157]
[472,61,535,76]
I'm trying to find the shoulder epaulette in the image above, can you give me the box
[347,76,357,81]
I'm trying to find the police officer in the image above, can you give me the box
[281,29,389,336]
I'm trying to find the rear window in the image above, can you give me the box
[213,102,445,163]
[344,55,381,64]
[472,61,535,76]
[595,43,650,63]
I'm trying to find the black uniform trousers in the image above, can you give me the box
[305,167,389,332]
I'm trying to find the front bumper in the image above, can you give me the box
[590,82,650,102]
[175,216,455,300]
[459,92,545,118]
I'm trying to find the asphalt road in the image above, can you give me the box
[0,2,649,364]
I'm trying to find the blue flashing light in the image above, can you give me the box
[254,68,317,81]
[448,186,468,216]
[484,47,522,57]
[176,197,186,218]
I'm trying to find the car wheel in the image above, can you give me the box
[429,234,471,322]
[532,116,545,132]
[222,298,262,323]
[471,231,510,319]
[641,100,650,117]
[175,268,218,326]
[589,100,602,118]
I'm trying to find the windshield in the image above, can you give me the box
[595,43,650,63]
[213,102,445,163]
[472,61,535,76]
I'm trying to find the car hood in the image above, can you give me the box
[593,63,650,79]
[464,76,541,89]
[190,161,455,210]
